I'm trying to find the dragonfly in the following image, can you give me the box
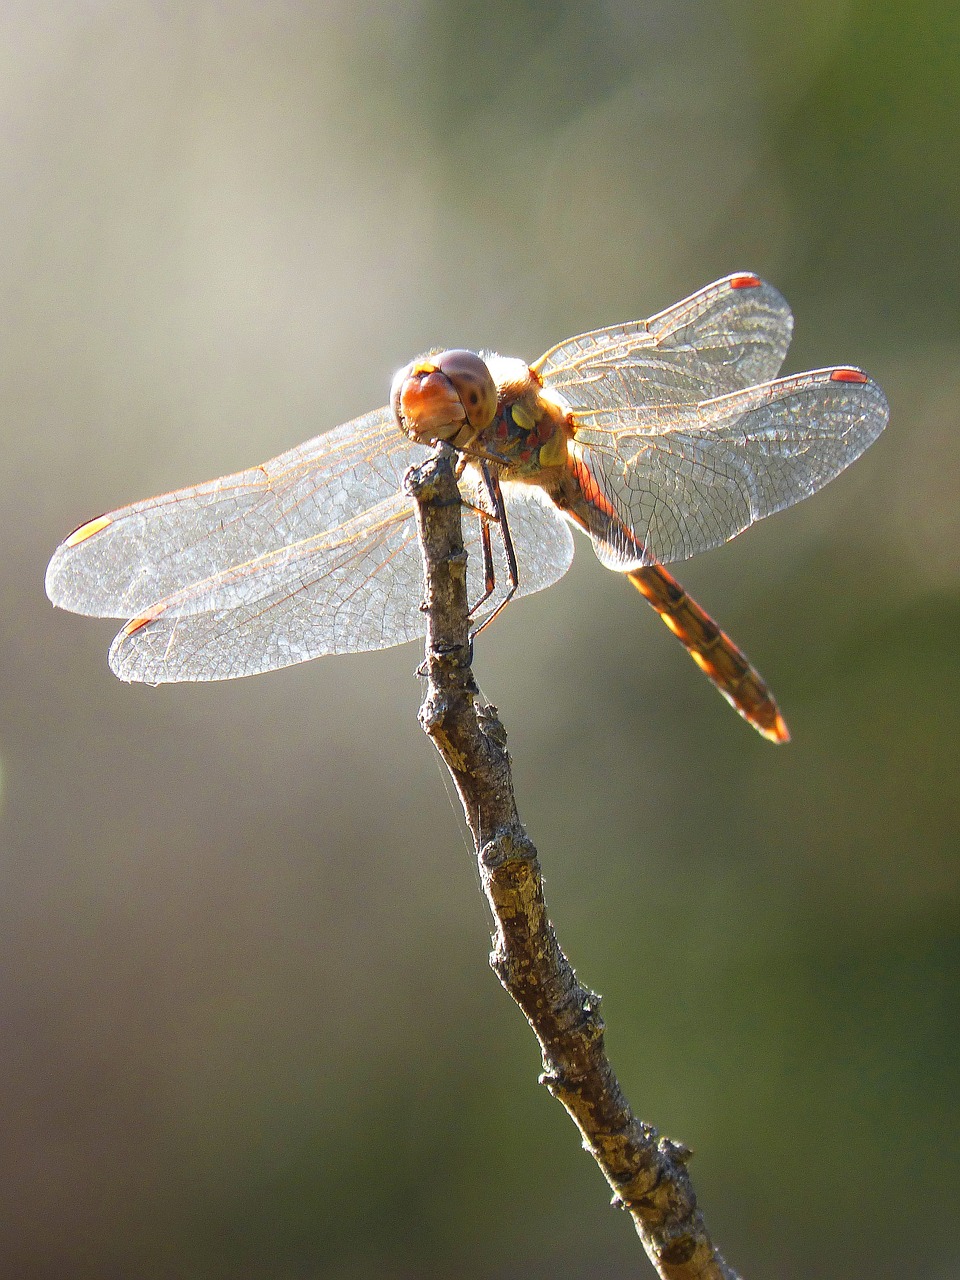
[45,273,888,742]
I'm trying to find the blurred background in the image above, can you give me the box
[2,2,958,1277]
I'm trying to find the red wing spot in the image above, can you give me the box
[830,368,869,384]
[122,608,163,637]
[729,273,762,290]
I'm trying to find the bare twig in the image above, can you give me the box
[404,446,743,1280]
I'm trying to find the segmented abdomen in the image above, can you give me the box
[628,565,790,743]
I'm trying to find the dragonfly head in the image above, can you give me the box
[392,349,498,445]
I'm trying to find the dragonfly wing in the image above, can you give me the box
[108,490,425,680]
[107,479,575,682]
[499,480,575,593]
[535,273,793,410]
[45,406,428,619]
[570,368,889,570]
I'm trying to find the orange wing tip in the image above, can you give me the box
[729,273,762,289]
[121,609,162,637]
[830,367,869,384]
[64,514,112,547]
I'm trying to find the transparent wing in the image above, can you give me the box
[45,406,425,619]
[104,481,574,683]
[535,273,794,410]
[569,368,889,570]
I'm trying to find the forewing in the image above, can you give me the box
[45,406,427,619]
[108,490,426,681]
[107,481,574,682]
[570,368,889,570]
[535,273,793,410]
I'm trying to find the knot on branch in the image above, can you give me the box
[656,1233,704,1270]
[659,1136,694,1166]
[418,671,477,725]
[474,701,510,752]
[478,829,537,872]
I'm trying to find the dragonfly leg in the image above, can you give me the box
[468,516,498,618]
[470,464,518,639]
[453,451,471,482]
[456,462,500,618]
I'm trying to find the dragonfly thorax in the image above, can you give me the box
[482,386,571,477]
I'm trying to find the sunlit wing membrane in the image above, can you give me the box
[106,482,574,682]
[569,367,889,570]
[45,407,425,620]
[535,273,794,411]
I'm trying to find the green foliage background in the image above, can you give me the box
[1,3,957,1276]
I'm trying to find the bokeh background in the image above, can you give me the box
[2,3,958,1277]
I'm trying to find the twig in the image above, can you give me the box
[404,446,743,1280]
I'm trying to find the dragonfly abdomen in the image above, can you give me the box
[628,565,790,743]
[547,454,790,742]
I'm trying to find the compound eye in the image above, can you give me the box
[435,350,497,431]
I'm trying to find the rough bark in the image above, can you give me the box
[404,447,742,1280]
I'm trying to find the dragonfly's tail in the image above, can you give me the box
[627,565,790,743]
